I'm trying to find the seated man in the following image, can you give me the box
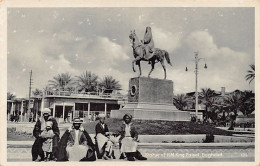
[58,118,96,161]
[95,114,116,160]
[118,114,147,161]
[32,108,60,161]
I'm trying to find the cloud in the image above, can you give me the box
[71,36,131,93]
[87,36,130,65]
[7,36,79,97]
[147,30,253,94]
[152,26,182,53]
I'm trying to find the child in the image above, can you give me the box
[40,121,55,161]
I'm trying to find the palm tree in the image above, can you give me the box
[48,72,74,91]
[173,94,188,111]
[99,75,121,92]
[245,64,255,84]
[240,90,255,116]
[7,92,16,100]
[75,71,99,93]
[32,88,43,96]
[200,88,216,121]
[224,91,243,130]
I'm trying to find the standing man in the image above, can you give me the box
[32,108,60,161]
[58,118,96,161]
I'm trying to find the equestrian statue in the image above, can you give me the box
[129,27,172,79]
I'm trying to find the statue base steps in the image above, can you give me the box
[111,103,190,121]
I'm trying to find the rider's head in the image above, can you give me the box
[146,26,151,33]
[144,27,152,42]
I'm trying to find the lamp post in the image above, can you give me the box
[186,52,207,122]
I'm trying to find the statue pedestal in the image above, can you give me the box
[111,77,190,121]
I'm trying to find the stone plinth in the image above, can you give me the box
[128,77,173,104]
[111,77,190,121]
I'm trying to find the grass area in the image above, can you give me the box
[8,119,233,141]
[7,133,35,141]
[83,118,233,136]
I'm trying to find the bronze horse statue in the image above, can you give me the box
[129,30,172,79]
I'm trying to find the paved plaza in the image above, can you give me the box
[7,140,254,162]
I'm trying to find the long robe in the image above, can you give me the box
[57,129,96,161]
[31,117,60,161]
[143,27,154,60]
[118,123,138,153]
[95,122,109,158]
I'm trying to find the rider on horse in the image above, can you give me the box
[142,27,155,62]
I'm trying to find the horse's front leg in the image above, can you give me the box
[132,56,142,74]
[132,60,136,72]
[138,63,142,77]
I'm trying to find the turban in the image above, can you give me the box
[42,108,51,115]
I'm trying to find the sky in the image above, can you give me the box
[7,7,255,97]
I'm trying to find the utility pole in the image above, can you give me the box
[194,52,199,122]
[28,70,33,122]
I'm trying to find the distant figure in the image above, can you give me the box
[95,114,117,160]
[58,118,96,161]
[40,121,55,161]
[118,114,147,161]
[32,108,60,161]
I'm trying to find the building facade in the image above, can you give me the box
[7,90,127,123]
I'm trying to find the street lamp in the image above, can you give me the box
[185,52,207,122]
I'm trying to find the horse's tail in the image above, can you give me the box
[164,51,172,66]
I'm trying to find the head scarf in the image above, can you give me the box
[143,27,153,44]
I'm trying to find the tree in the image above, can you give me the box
[200,88,217,121]
[48,72,74,91]
[99,75,121,91]
[245,64,255,84]
[224,91,243,130]
[75,71,99,93]
[7,92,16,100]
[32,88,43,96]
[240,90,255,116]
[173,94,188,111]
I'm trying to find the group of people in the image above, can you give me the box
[31,108,147,162]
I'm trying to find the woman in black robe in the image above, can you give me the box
[31,108,60,161]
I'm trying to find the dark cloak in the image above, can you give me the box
[31,117,60,161]
[57,129,96,161]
